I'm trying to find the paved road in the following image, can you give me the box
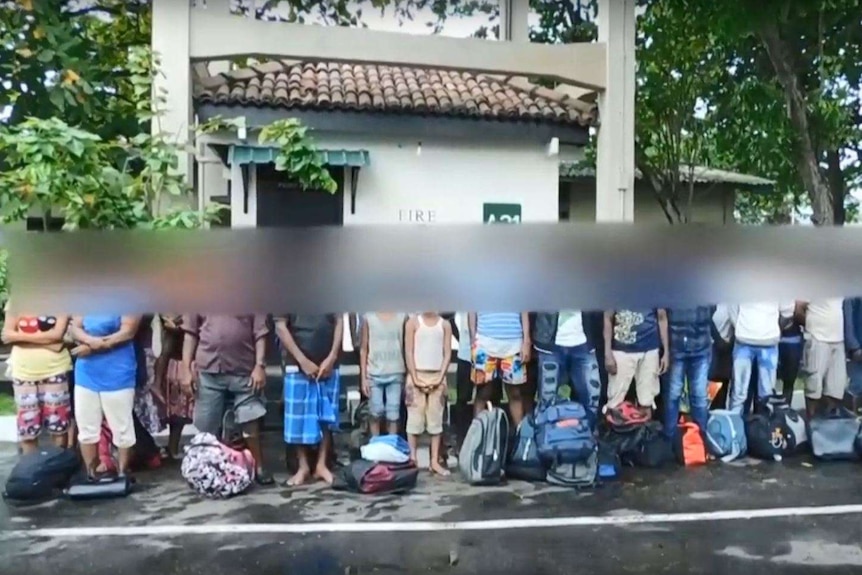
[2,438,862,574]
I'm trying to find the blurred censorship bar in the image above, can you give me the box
[4,224,862,315]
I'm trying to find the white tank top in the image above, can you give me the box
[414,315,444,371]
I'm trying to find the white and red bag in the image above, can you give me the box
[181,433,256,499]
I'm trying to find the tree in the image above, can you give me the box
[0,0,150,139]
[694,0,862,226]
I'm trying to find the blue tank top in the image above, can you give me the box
[74,316,138,392]
[477,313,523,341]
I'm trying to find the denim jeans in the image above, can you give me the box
[730,343,778,414]
[664,350,711,438]
[847,360,862,398]
[368,374,404,422]
[536,343,600,427]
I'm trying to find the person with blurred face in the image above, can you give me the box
[180,315,273,485]
[604,308,669,415]
[71,315,141,478]
[468,312,531,426]
[797,298,846,418]
[2,306,73,455]
[276,314,343,486]
[359,312,407,437]
[404,312,452,475]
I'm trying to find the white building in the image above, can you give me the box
[194,60,596,227]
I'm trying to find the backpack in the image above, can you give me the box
[333,460,419,494]
[181,433,256,499]
[705,410,747,462]
[745,413,790,461]
[546,448,598,489]
[535,401,596,465]
[675,421,707,466]
[459,403,509,485]
[622,422,675,468]
[809,407,861,461]
[604,401,651,432]
[759,396,807,453]
[3,446,79,504]
[506,413,546,482]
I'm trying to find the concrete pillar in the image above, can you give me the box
[596,0,636,222]
[499,0,530,42]
[151,0,193,194]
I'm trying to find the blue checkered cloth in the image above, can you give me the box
[283,370,340,445]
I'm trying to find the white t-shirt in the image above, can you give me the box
[555,310,587,347]
[805,298,844,343]
[734,302,795,345]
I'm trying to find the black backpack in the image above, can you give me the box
[3,447,79,504]
[623,422,675,468]
[745,413,792,460]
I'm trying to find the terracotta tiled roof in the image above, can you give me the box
[194,61,597,128]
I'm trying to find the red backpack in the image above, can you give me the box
[604,401,651,432]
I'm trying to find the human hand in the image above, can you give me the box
[250,364,266,393]
[318,355,336,380]
[361,376,371,398]
[71,344,91,358]
[180,363,196,397]
[300,358,319,379]
[658,354,669,376]
[520,341,532,364]
[605,354,617,376]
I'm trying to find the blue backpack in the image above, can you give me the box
[506,414,546,481]
[705,410,747,462]
[535,401,597,465]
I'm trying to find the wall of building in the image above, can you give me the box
[329,132,566,225]
[562,180,735,224]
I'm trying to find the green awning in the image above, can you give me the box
[228,145,370,167]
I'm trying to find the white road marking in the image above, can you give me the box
[4,504,862,539]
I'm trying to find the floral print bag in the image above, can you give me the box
[181,433,256,499]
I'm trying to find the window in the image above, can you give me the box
[26,216,64,232]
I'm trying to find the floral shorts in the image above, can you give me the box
[471,346,526,385]
[13,372,72,439]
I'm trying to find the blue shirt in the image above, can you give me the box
[611,309,660,353]
[74,316,138,392]
[477,313,523,341]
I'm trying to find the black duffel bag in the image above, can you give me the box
[3,446,79,504]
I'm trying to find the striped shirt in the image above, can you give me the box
[477,313,523,341]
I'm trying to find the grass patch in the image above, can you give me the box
[0,393,15,416]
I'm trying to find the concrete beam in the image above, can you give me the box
[188,8,606,90]
[499,0,530,43]
[152,0,193,191]
[595,0,636,222]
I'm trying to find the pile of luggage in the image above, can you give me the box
[333,434,419,494]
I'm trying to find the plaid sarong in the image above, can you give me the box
[283,369,340,445]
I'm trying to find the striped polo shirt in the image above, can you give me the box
[477,313,523,341]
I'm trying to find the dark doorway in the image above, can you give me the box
[256,164,344,227]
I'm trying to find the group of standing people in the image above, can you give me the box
[6,297,862,488]
[3,310,194,479]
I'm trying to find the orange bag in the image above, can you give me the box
[676,421,707,466]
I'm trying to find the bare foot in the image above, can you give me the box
[430,462,451,477]
[285,468,310,487]
[314,465,334,486]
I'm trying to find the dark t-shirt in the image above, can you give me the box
[612,309,660,353]
[281,314,338,366]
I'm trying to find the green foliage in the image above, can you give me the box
[0,0,150,140]
[259,119,339,194]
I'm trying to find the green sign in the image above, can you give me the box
[483,203,522,224]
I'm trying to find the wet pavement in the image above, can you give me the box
[2,436,862,574]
